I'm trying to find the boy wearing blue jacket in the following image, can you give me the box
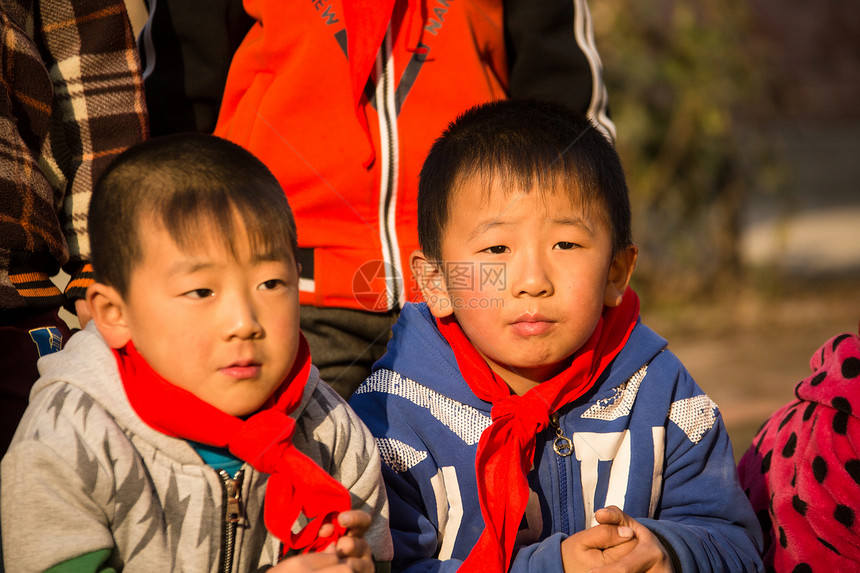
[349,100,763,572]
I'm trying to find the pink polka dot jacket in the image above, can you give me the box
[738,324,860,571]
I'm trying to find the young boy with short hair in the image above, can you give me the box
[1,133,393,572]
[349,100,763,572]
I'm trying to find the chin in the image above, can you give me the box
[217,400,263,418]
[520,359,570,380]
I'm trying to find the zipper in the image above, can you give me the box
[550,414,571,535]
[218,468,245,573]
[375,27,404,309]
[556,452,570,534]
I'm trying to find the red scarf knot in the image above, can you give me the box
[490,394,552,460]
[232,409,297,471]
[491,394,551,432]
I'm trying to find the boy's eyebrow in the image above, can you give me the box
[251,252,289,263]
[552,216,595,235]
[166,253,288,276]
[166,259,215,276]
[469,218,510,240]
[469,215,594,240]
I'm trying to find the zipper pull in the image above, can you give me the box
[550,413,573,457]
[220,469,245,524]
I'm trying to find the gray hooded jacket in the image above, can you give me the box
[1,324,393,572]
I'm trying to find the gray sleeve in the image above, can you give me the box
[296,383,394,562]
[1,388,118,572]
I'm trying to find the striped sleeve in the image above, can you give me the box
[503,0,615,141]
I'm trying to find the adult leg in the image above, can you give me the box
[300,306,398,400]
[0,308,72,456]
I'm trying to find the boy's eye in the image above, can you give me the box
[258,279,286,291]
[483,245,509,254]
[554,241,580,250]
[185,288,214,299]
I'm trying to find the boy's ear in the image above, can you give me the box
[410,250,454,318]
[86,282,133,349]
[604,245,638,307]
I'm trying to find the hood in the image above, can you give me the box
[795,328,860,419]
[33,323,322,464]
[373,303,489,410]
[373,302,669,410]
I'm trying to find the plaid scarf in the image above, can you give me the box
[437,288,640,571]
[112,335,351,552]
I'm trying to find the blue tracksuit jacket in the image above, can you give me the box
[350,303,763,572]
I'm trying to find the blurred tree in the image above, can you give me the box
[593,0,779,300]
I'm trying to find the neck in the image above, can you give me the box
[504,376,540,396]
[489,360,570,396]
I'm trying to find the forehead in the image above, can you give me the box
[134,214,229,262]
[447,172,606,227]
[136,211,294,265]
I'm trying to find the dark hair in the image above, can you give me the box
[417,99,632,262]
[89,133,297,296]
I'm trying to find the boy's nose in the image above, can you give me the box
[224,296,263,339]
[512,254,554,297]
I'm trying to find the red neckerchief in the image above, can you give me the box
[112,335,351,552]
[436,288,640,572]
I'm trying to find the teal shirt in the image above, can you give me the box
[190,441,244,475]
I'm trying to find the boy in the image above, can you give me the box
[1,134,393,572]
[349,100,763,572]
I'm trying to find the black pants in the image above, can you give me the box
[0,307,72,457]
[300,305,399,400]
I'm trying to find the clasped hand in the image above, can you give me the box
[561,506,675,573]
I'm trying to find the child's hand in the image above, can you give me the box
[273,510,374,573]
[330,510,374,565]
[568,506,675,573]
[561,511,637,572]
[269,552,371,573]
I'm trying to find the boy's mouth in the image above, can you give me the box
[511,313,554,336]
[221,360,262,379]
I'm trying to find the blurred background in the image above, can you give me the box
[592,0,860,458]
